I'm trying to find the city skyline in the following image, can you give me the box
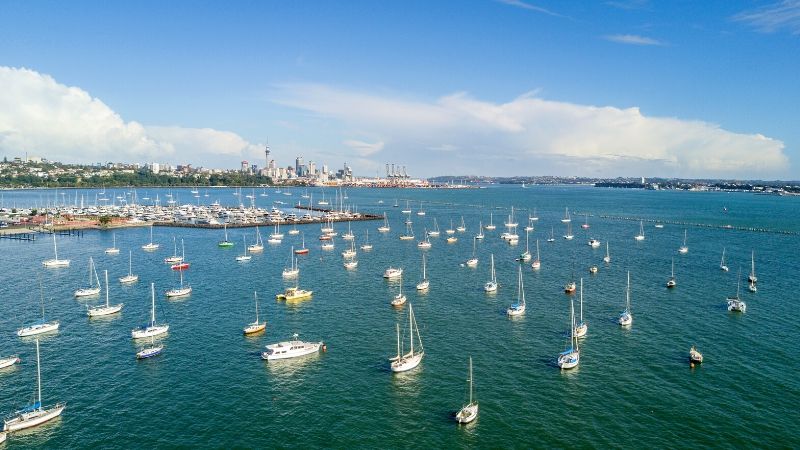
[1,1,798,179]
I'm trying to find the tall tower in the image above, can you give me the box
[264,144,270,169]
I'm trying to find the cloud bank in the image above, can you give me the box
[734,0,800,35]
[274,83,789,178]
[604,34,664,46]
[0,66,262,167]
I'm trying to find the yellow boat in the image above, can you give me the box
[276,287,313,301]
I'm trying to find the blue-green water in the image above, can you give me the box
[0,186,798,448]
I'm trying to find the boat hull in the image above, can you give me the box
[87,304,123,317]
[42,259,70,268]
[0,356,20,369]
[262,342,322,360]
[131,325,169,339]
[17,322,60,337]
[455,403,478,424]
[390,352,423,372]
[3,403,65,432]
[74,287,101,298]
[119,275,139,284]
[243,323,266,335]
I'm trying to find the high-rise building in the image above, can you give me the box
[241,160,250,173]
[307,161,316,177]
[295,156,304,177]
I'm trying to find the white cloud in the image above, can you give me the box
[0,66,262,167]
[273,84,790,178]
[734,0,800,35]
[604,34,664,45]
[343,139,384,156]
[496,0,566,18]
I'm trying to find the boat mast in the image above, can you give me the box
[254,291,259,323]
[128,250,133,275]
[150,282,156,326]
[52,233,58,260]
[468,356,473,404]
[626,271,631,312]
[579,278,583,323]
[36,339,42,410]
[396,323,401,359]
[104,270,109,307]
[409,304,414,355]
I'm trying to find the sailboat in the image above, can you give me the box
[557,296,580,370]
[164,237,183,264]
[120,250,139,284]
[603,241,611,263]
[389,304,424,372]
[634,221,645,241]
[142,224,160,251]
[547,227,555,243]
[378,213,391,232]
[269,222,284,241]
[574,278,587,338]
[667,258,676,288]
[416,255,430,290]
[564,271,577,293]
[484,254,498,292]
[581,213,590,229]
[748,251,757,284]
[136,335,163,360]
[218,223,234,247]
[74,257,101,297]
[243,291,266,335]
[518,229,531,261]
[87,270,123,317]
[401,200,411,214]
[282,247,300,278]
[288,223,300,236]
[455,356,478,424]
[416,201,426,216]
[248,227,264,252]
[456,216,466,232]
[561,207,571,223]
[485,212,496,230]
[618,271,633,326]
[507,266,526,316]
[165,269,192,298]
[727,268,747,312]
[679,229,689,254]
[104,233,120,254]
[17,286,59,337]
[463,237,478,267]
[236,235,252,262]
[2,340,65,432]
[390,274,407,306]
[689,346,703,365]
[720,248,729,271]
[446,218,456,235]
[400,221,415,240]
[417,228,432,249]
[475,221,485,240]
[428,218,441,237]
[531,239,541,269]
[132,283,169,338]
[42,233,70,267]
[342,221,355,240]
[504,206,518,228]
[360,230,373,251]
[295,233,310,255]
[563,222,574,240]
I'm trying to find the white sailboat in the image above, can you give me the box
[165,269,192,298]
[360,230,373,251]
[546,226,555,243]
[243,291,266,335]
[603,241,611,263]
[87,270,123,317]
[42,233,70,267]
[518,229,531,261]
[456,216,466,232]
[563,222,574,240]
[17,287,59,337]
[342,221,355,240]
[142,224,159,250]
[389,304,424,372]
[282,247,300,278]
[261,333,323,360]
[465,237,478,267]
[164,236,183,264]
[0,355,20,369]
[634,221,645,241]
[248,226,264,253]
[720,247,729,271]
[728,268,747,312]
[74,256,101,297]
[484,254,498,292]
[416,254,430,291]
[748,251,757,284]
[132,283,169,338]
[288,223,300,236]
[485,213,496,230]
[417,228,432,249]
[378,213,391,232]
[679,229,689,254]
[270,222,284,240]
[416,201,425,216]
[505,206,518,228]
[390,274,407,306]
[557,296,580,370]
[506,266,526,316]
[119,250,139,284]
[574,278,587,338]
[581,213,590,229]
[454,356,478,424]
[666,258,676,288]
[400,221,415,240]
[446,218,456,235]
[236,235,252,262]
[618,271,633,326]
[2,340,65,432]
[475,221,485,240]
[531,239,541,270]
[561,207,571,223]
[428,218,441,237]
[104,233,120,254]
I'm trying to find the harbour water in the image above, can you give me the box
[0,185,798,448]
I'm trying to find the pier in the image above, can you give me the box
[0,232,36,241]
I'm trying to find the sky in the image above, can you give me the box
[0,0,799,179]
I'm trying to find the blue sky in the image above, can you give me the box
[0,0,798,179]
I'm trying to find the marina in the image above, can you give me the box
[0,184,796,447]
